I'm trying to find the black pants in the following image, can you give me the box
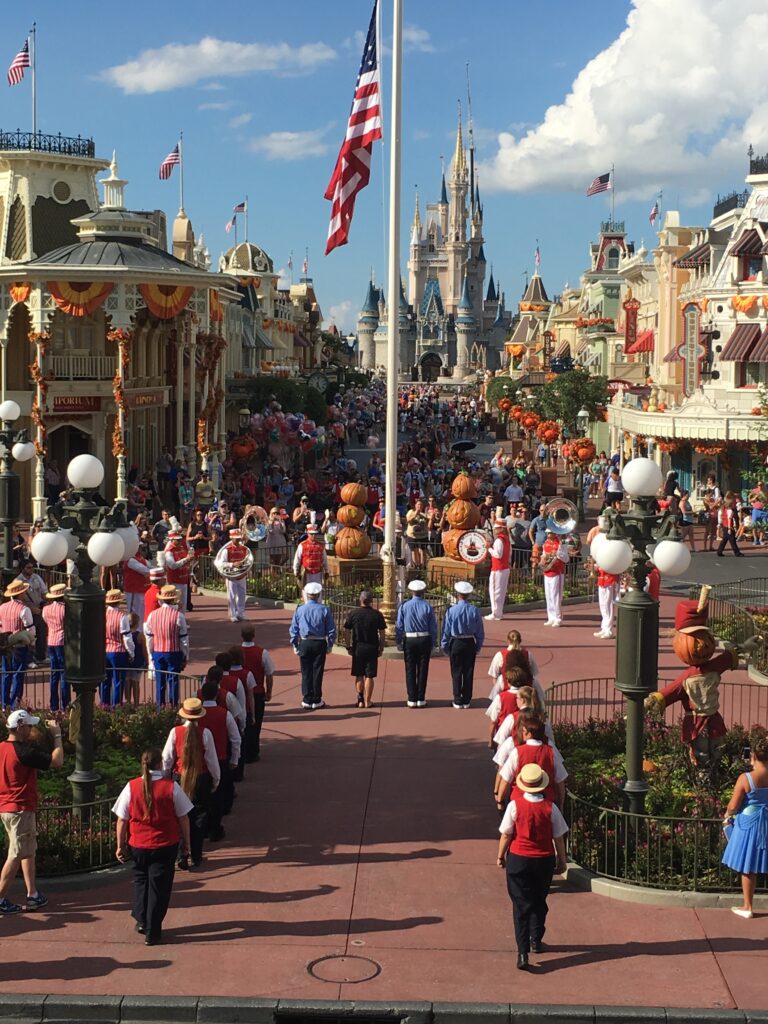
[403,636,431,702]
[174,773,212,865]
[717,528,741,556]
[299,638,327,704]
[505,852,556,954]
[244,694,266,760]
[130,843,178,940]
[449,637,477,706]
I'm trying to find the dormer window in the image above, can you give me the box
[605,246,620,271]
[741,256,761,282]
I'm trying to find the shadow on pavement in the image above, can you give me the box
[3,956,171,982]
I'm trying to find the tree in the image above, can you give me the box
[243,377,328,424]
[532,370,609,432]
[485,376,516,410]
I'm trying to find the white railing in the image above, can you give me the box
[50,354,115,380]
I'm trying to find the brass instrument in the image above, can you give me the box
[214,546,255,581]
[545,497,579,536]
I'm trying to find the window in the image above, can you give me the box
[741,256,761,282]
[742,362,768,386]
[605,247,620,270]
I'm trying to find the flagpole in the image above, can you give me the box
[658,188,663,223]
[178,132,184,211]
[611,162,615,222]
[30,23,37,136]
[382,0,402,640]
[244,196,249,243]
[377,0,388,293]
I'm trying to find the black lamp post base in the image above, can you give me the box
[67,769,100,810]
[623,779,650,816]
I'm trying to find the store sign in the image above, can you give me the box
[622,295,640,352]
[51,396,100,413]
[124,389,167,410]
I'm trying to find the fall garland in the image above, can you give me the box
[195,333,227,456]
[107,329,132,458]
[27,331,52,457]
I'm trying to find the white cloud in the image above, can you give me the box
[276,266,291,289]
[248,126,331,161]
[229,113,253,129]
[413,129,431,142]
[198,101,231,111]
[201,82,225,91]
[329,300,353,333]
[102,37,336,94]
[403,25,434,53]
[479,0,768,200]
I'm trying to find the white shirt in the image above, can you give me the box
[17,572,47,609]
[161,722,221,788]
[487,647,541,683]
[241,642,276,679]
[498,739,568,785]
[488,536,506,562]
[112,771,194,820]
[202,700,242,766]
[499,792,569,837]
[504,483,523,503]
[126,557,151,577]
[224,689,246,731]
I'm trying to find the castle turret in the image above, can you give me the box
[455,273,475,378]
[438,167,449,238]
[357,279,379,370]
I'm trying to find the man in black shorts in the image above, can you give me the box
[343,590,386,708]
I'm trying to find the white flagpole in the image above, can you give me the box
[382,0,402,635]
[244,195,249,243]
[179,131,185,210]
[30,23,37,136]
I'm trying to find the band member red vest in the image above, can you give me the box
[300,539,325,574]
[0,742,39,812]
[105,606,125,654]
[127,777,179,848]
[541,538,566,577]
[497,689,519,729]
[491,533,511,572]
[509,794,554,857]
[0,599,26,633]
[165,542,191,585]
[219,674,239,702]
[514,743,557,801]
[225,541,249,565]
[200,704,229,761]
[242,645,266,694]
[597,569,620,588]
[502,648,532,678]
[123,555,151,594]
[144,584,162,621]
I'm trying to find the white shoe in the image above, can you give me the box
[312,701,326,710]
[543,620,553,626]
[731,907,753,919]
[551,621,561,627]
[593,631,606,638]
[301,701,312,709]
[484,614,496,620]
[602,632,615,639]
[452,702,463,709]
[407,701,417,708]
[417,700,427,708]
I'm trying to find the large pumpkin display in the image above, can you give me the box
[450,471,478,500]
[511,405,524,422]
[340,482,367,506]
[498,397,513,413]
[334,527,372,559]
[441,472,481,560]
[536,419,560,445]
[334,481,370,559]
[445,498,481,531]
[336,504,365,528]
[441,528,464,561]
[521,412,541,433]
[230,435,256,460]
[672,629,716,666]
[571,438,597,465]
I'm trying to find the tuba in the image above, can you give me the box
[215,547,254,581]
[545,498,578,536]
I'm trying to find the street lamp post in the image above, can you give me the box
[591,457,692,814]
[0,401,36,589]
[31,454,136,810]
[574,405,591,523]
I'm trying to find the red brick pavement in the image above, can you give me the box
[1,591,766,1009]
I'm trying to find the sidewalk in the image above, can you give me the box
[1,593,766,1010]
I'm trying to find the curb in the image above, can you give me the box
[1,997,765,1024]
[564,862,768,909]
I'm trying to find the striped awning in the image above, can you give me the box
[663,347,683,363]
[719,322,761,361]
[254,324,278,350]
[293,332,311,349]
[625,329,654,355]
[555,341,570,358]
[730,228,763,257]
[674,243,711,269]
[748,328,768,363]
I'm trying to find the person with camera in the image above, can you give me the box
[0,709,64,914]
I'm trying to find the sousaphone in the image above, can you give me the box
[545,498,578,536]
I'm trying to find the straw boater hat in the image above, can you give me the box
[306,523,319,534]
[516,763,550,794]
[105,589,124,605]
[4,580,29,599]
[159,584,180,603]
[178,697,206,721]
[45,583,68,600]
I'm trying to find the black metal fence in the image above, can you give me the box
[0,129,95,157]
[15,670,203,711]
[696,578,768,676]
[27,797,117,876]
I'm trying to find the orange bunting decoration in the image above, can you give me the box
[9,282,31,304]
[48,280,114,317]
[209,289,224,322]
[139,282,193,319]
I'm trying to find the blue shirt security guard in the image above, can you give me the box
[441,581,485,708]
[289,583,337,709]
[395,579,437,708]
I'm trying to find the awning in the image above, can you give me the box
[577,336,591,355]
[748,328,768,363]
[293,332,311,349]
[663,347,683,363]
[554,341,570,358]
[625,329,654,355]
[719,322,761,361]
[242,324,256,349]
[254,324,276,350]
[673,242,711,269]
[730,228,763,257]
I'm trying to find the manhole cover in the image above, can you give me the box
[307,954,381,983]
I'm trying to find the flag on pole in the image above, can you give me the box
[302,256,309,275]
[649,201,659,226]
[7,39,30,86]
[225,217,236,233]
[287,254,293,271]
[324,0,382,254]
[534,244,541,270]
[159,144,181,180]
[586,172,612,196]
[233,201,246,214]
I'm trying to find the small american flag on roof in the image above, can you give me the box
[586,172,612,196]
[7,40,30,87]
[159,144,180,181]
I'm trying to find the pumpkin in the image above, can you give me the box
[230,436,256,460]
[445,498,480,531]
[498,397,513,412]
[442,529,465,561]
[337,504,365,527]
[511,405,524,421]
[450,472,478,500]
[672,628,716,667]
[521,412,541,432]
[642,758,657,774]
[571,439,596,465]
[340,482,367,507]
[536,420,560,444]
[334,527,372,559]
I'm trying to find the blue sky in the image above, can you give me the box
[5,1,767,331]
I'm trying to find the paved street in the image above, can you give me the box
[1,591,767,1010]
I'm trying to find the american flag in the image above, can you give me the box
[233,200,246,213]
[586,172,612,196]
[7,40,30,87]
[324,0,382,254]
[649,201,659,226]
[159,143,180,180]
[225,216,236,233]
[302,255,309,274]
[287,254,293,271]
[534,245,541,269]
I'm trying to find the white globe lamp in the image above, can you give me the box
[590,531,608,559]
[30,530,69,567]
[115,524,140,559]
[593,537,633,575]
[68,453,104,491]
[621,457,663,497]
[652,539,692,577]
[0,400,21,423]
[11,441,36,462]
[87,531,125,567]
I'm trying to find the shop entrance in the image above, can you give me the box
[49,424,91,475]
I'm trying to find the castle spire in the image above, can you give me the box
[412,187,421,230]
[451,105,467,181]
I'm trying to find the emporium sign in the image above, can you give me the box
[51,396,100,413]
[124,389,167,410]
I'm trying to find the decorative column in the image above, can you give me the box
[29,330,50,521]
[175,333,186,469]
[187,332,197,476]
[0,331,8,402]
[108,327,131,503]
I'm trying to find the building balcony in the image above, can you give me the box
[50,354,115,380]
[0,129,95,158]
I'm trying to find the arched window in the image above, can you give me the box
[605,247,620,271]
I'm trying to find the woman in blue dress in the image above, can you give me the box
[722,736,768,918]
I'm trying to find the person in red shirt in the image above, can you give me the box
[595,567,620,639]
[0,710,64,914]
[540,528,569,627]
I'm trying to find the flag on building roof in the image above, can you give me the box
[233,201,246,213]
[324,0,382,255]
[586,172,612,196]
[159,144,180,180]
[287,254,294,271]
[7,39,30,86]
[534,244,541,270]
[225,216,236,233]
[649,201,659,226]
[302,255,309,275]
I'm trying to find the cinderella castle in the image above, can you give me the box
[356,113,512,381]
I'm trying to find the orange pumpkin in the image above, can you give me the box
[672,629,716,666]
[450,472,478,500]
[536,420,560,444]
[230,436,256,460]
[442,529,465,561]
[511,405,524,421]
[521,412,541,432]
[334,527,372,559]
[337,504,365,527]
[340,482,367,507]
[571,439,596,465]
[445,499,480,531]
[498,397,513,412]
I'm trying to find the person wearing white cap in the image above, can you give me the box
[486,511,511,621]
[292,523,327,593]
[540,528,569,627]
[289,582,337,709]
[395,579,437,707]
[441,581,485,708]
[214,528,250,622]
[162,532,195,615]
[0,710,64,914]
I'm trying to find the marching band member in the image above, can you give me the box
[487,630,542,702]
[123,548,152,623]
[103,590,135,706]
[485,511,511,622]
[214,528,249,622]
[162,531,195,614]
[595,565,620,639]
[144,567,166,622]
[292,522,327,592]
[0,580,34,709]
[42,583,68,711]
[144,586,189,707]
[540,528,569,627]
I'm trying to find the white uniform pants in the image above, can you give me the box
[227,578,247,620]
[543,574,564,624]
[489,569,510,619]
[125,591,145,623]
[175,584,189,612]
[598,583,619,636]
